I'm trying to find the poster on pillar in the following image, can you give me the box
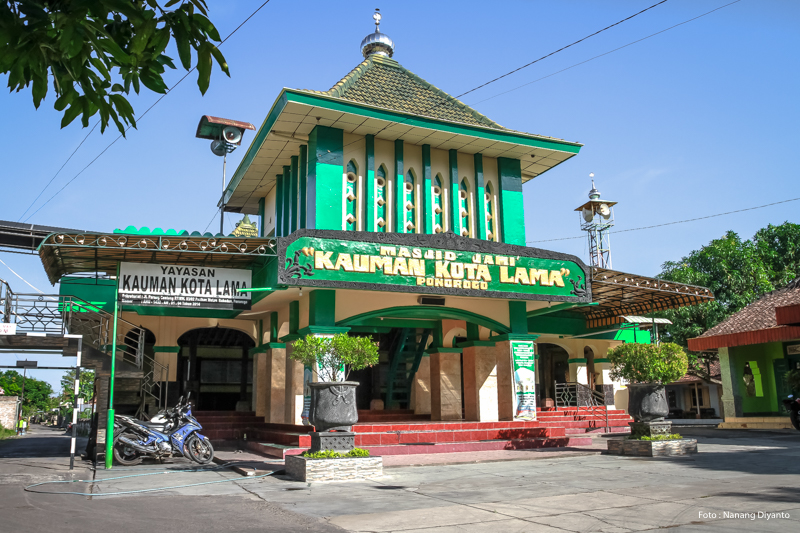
[511,340,537,419]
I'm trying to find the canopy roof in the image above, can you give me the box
[573,267,715,330]
[224,54,582,215]
[38,230,276,284]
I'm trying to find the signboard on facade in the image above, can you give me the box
[119,263,252,310]
[0,323,17,335]
[511,340,537,419]
[278,230,591,302]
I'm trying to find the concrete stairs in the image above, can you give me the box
[195,409,600,459]
[536,407,632,435]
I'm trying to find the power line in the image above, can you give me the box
[455,0,669,101]
[240,1,672,208]
[18,121,99,221]
[472,0,742,106]
[527,196,800,244]
[21,0,274,223]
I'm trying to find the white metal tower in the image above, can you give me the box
[574,174,617,269]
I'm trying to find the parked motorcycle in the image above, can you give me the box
[113,394,214,466]
[783,395,800,431]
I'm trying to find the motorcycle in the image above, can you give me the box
[113,394,214,466]
[783,395,800,431]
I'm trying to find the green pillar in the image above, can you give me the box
[275,173,284,237]
[104,263,120,469]
[299,145,308,230]
[449,149,459,235]
[497,157,525,245]
[394,139,404,233]
[422,144,432,234]
[269,311,279,342]
[257,197,266,237]
[282,166,291,236]
[508,301,528,334]
[365,135,375,232]
[289,300,300,335]
[719,347,742,418]
[306,126,344,230]
[309,290,336,326]
[290,155,299,234]
[474,153,486,240]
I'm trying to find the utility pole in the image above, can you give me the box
[104,264,121,469]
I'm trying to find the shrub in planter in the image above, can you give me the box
[291,334,379,432]
[609,343,688,422]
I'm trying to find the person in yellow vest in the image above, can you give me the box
[17,418,24,435]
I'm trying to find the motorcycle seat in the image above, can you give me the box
[140,420,167,429]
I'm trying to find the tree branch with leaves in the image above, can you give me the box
[1,0,229,135]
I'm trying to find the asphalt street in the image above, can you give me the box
[1,425,799,532]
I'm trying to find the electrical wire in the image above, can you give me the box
[18,121,100,222]
[527,196,800,244]
[239,0,674,209]
[20,0,274,223]
[472,0,742,106]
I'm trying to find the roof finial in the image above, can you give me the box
[361,8,394,58]
[588,173,600,200]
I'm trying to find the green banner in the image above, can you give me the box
[512,340,537,419]
[278,230,590,302]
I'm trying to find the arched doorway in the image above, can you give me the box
[176,327,255,411]
[537,343,570,407]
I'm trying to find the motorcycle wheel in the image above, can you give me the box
[113,432,143,466]
[791,413,800,431]
[184,434,214,464]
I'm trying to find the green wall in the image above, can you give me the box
[59,276,116,312]
[729,342,786,415]
[307,125,344,230]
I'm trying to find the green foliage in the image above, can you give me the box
[290,333,379,382]
[609,343,688,384]
[300,448,371,459]
[0,1,229,135]
[785,369,800,394]
[0,427,16,439]
[628,434,683,441]
[60,368,95,408]
[656,223,800,348]
[0,370,54,413]
[346,447,370,457]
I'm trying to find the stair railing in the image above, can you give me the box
[136,353,170,420]
[554,382,609,432]
[0,277,145,369]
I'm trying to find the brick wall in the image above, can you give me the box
[0,396,19,430]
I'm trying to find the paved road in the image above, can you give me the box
[0,425,343,533]
[2,425,800,532]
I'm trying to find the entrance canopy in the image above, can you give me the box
[573,267,714,330]
[38,229,276,284]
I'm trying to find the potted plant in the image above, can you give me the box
[609,342,688,423]
[290,333,379,432]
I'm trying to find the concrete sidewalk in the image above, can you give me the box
[3,425,800,531]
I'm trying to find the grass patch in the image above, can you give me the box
[628,433,683,441]
[0,427,17,440]
[301,448,371,459]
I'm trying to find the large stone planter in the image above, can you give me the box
[285,454,383,482]
[607,438,698,457]
[626,383,669,422]
[308,381,359,432]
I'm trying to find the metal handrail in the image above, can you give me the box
[136,354,170,419]
[554,382,609,432]
[0,277,145,369]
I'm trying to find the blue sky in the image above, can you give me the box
[1,0,798,391]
